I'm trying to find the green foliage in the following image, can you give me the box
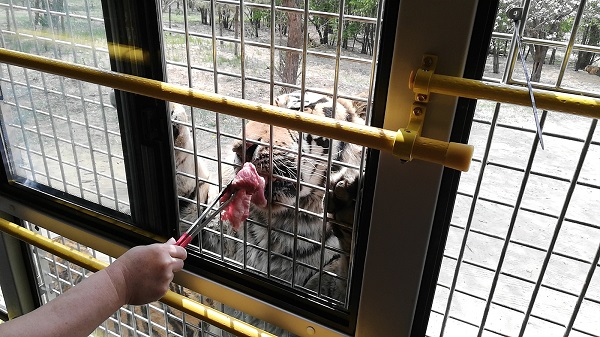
[582,0,600,26]
[525,0,579,39]
[308,0,377,52]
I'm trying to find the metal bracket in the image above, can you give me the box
[393,102,427,161]
[394,55,436,161]
[411,54,438,103]
[506,7,523,22]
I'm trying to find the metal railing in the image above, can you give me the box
[0,218,275,337]
[0,48,474,172]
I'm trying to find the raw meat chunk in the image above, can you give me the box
[220,162,266,230]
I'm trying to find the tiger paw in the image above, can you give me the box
[327,174,360,225]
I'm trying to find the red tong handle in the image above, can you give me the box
[175,233,193,247]
[174,181,235,248]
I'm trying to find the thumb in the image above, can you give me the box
[165,237,176,245]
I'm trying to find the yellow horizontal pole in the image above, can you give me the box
[0,47,473,171]
[0,219,275,337]
[410,69,600,119]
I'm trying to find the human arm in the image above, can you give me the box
[0,238,187,337]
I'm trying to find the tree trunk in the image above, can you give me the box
[254,17,259,37]
[322,22,330,45]
[168,6,172,29]
[280,0,301,88]
[34,0,44,27]
[575,24,600,70]
[234,6,239,57]
[361,25,368,54]
[219,9,224,45]
[342,21,348,50]
[530,44,548,82]
[5,8,11,31]
[199,7,208,25]
[492,41,500,74]
[315,24,324,44]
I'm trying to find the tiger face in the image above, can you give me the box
[230,92,364,217]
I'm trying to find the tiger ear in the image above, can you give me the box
[232,140,244,163]
[232,139,259,163]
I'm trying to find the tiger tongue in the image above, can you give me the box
[220,162,267,230]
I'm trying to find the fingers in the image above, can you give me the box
[163,238,187,274]
[165,238,188,261]
[171,258,185,273]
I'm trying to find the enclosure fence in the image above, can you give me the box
[427,1,600,336]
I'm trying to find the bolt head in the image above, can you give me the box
[413,107,423,116]
[423,57,433,68]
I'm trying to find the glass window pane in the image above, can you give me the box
[160,0,385,323]
[0,1,129,213]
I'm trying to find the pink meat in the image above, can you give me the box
[220,162,267,230]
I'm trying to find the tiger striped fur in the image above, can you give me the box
[173,91,364,335]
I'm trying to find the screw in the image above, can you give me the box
[416,94,427,102]
[306,326,316,335]
[413,107,423,116]
[423,56,433,68]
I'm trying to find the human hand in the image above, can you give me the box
[106,238,187,305]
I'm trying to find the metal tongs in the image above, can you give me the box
[175,182,235,247]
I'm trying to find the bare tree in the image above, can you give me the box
[279,0,302,88]
[575,0,600,70]
[195,2,211,25]
[524,0,579,82]
[490,1,520,74]
[234,5,239,57]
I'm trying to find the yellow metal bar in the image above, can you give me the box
[410,68,600,119]
[0,47,473,171]
[0,219,275,337]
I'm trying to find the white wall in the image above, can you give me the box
[356,1,480,336]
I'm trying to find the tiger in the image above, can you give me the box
[170,102,212,229]
[108,90,212,229]
[584,65,600,75]
[167,90,365,335]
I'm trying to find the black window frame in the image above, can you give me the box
[0,0,399,334]
[409,1,500,336]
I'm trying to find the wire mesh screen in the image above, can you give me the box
[0,1,129,213]
[161,0,383,315]
[25,223,229,337]
[0,0,385,334]
[428,1,600,336]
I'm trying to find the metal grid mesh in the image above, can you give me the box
[427,1,600,336]
[1,0,385,334]
[162,0,384,313]
[0,0,129,213]
[25,222,224,337]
